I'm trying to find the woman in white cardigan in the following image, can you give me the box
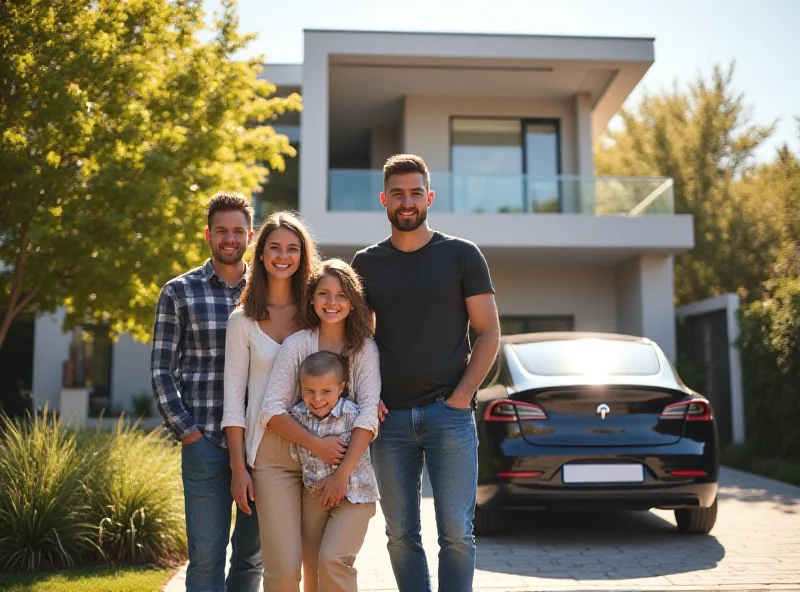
[257,259,382,592]
[221,211,320,551]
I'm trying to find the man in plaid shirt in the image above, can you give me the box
[151,192,261,592]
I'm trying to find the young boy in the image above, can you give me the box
[290,351,378,591]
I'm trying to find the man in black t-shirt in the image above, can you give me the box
[352,154,500,592]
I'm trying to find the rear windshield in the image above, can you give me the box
[512,339,661,376]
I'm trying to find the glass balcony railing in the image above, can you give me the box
[328,170,674,216]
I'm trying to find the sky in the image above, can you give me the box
[203,0,799,162]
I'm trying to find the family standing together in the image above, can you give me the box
[151,154,502,592]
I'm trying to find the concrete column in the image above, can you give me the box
[640,254,676,361]
[575,92,595,214]
[299,37,329,217]
[614,254,677,361]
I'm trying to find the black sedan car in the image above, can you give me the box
[475,331,718,536]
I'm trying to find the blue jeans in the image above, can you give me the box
[371,399,478,592]
[182,436,262,592]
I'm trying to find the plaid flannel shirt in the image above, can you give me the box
[151,259,246,446]
[290,398,380,504]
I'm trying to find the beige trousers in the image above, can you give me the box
[252,429,375,592]
[301,490,375,592]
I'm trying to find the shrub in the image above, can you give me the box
[721,443,800,487]
[91,422,186,564]
[0,413,186,573]
[737,278,800,458]
[0,411,98,571]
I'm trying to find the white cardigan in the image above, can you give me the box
[221,308,282,467]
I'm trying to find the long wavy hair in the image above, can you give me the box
[239,211,319,321]
[298,259,373,357]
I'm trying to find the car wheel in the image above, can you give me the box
[473,506,502,536]
[674,497,717,534]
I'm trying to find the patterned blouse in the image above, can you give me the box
[290,398,380,504]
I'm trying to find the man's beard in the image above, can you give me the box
[388,207,427,232]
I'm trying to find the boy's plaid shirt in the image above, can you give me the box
[151,259,246,446]
[290,398,380,503]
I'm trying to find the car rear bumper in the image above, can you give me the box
[477,481,718,511]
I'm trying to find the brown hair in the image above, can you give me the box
[382,154,430,191]
[299,351,347,384]
[207,191,254,229]
[239,211,319,321]
[298,259,373,356]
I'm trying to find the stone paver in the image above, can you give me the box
[164,467,800,591]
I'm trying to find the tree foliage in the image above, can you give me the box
[737,277,800,458]
[0,0,300,347]
[595,64,776,305]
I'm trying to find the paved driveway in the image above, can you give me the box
[355,467,800,591]
[165,467,800,591]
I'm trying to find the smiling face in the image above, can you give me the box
[205,210,252,266]
[300,370,345,419]
[381,172,434,232]
[262,226,302,280]
[311,273,352,327]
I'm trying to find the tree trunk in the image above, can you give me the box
[0,222,33,350]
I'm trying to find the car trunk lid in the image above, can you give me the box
[514,386,688,447]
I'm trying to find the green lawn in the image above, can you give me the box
[0,565,174,592]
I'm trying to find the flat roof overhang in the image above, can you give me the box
[267,30,654,150]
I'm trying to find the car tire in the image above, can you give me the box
[674,497,717,534]
[473,506,502,536]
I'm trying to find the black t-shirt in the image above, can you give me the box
[351,231,495,409]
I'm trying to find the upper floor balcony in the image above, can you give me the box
[328,170,674,216]
[290,30,694,263]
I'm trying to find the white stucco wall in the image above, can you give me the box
[614,254,676,359]
[32,309,71,409]
[111,334,152,413]
[33,308,153,414]
[369,126,401,170]
[492,265,617,332]
[402,95,578,176]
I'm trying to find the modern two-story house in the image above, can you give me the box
[26,28,693,416]
[266,29,691,354]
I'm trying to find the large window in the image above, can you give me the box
[450,118,561,213]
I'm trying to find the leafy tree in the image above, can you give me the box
[595,64,775,305]
[0,0,300,348]
[741,128,800,282]
[738,277,800,458]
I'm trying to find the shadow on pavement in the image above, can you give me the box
[717,467,800,511]
[475,509,725,580]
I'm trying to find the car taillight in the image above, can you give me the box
[668,470,708,477]
[659,399,713,421]
[497,471,544,478]
[484,399,548,422]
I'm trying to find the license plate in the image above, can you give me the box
[562,463,644,484]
